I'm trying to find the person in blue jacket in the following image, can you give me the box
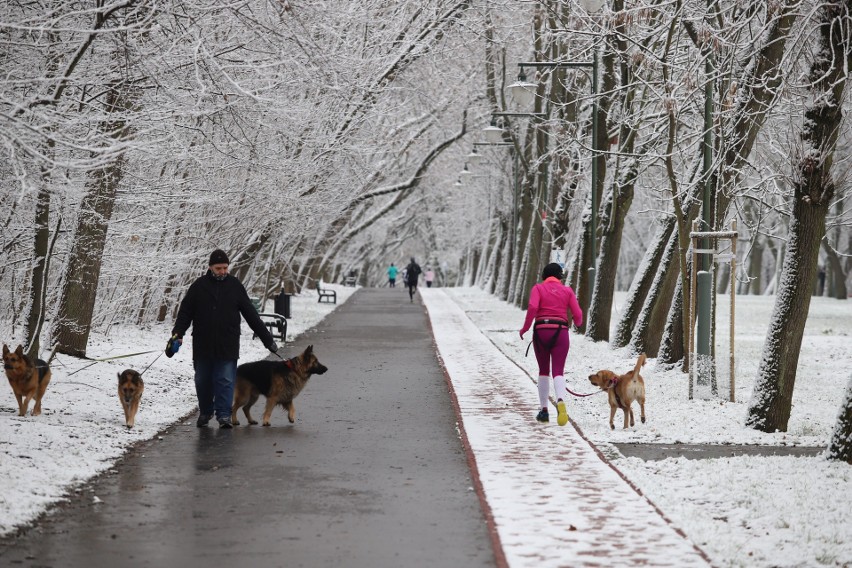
[387,263,399,287]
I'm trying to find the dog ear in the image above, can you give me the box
[118,372,122,382]
[305,345,313,356]
[2,344,8,356]
[15,345,24,356]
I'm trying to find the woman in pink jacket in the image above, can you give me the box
[519,263,583,426]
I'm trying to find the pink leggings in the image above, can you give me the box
[533,327,570,376]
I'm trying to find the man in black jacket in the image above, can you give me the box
[405,257,422,303]
[170,249,279,428]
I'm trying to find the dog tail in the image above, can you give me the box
[631,353,647,380]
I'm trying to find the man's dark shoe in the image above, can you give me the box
[196,414,213,428]
[218,417,233,429]
[535,408,549,423]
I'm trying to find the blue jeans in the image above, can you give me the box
[193,359,237,420]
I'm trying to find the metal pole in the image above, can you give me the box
[589,51,599,297]
[696,54,714,366]
[513,147,518,268]
[730,220,737,402]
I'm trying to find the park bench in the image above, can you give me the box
[316,282,337,304]
[253,313,287,342]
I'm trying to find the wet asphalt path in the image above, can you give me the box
[0,288,496,568]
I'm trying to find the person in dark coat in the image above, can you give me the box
[405,257,422,303]
[170,249,279,428]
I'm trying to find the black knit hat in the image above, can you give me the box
[209,249,230,266]
[541,262,564,280]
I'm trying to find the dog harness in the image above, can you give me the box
[605,375,627,409]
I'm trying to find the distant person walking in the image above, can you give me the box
[405,257,422,303]
[169,249,279,429]
[518,263,583,426]
[424,267,435,288]
[388,263,399,288]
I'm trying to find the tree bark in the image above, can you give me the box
[747,239,764,295]
[587,161,636,341]
[612,217,674,348]
[658,276,686,369]
[24,177,53,359]
[821,239,848,300]
[54,85,130,358]
[746,1,850,432]
[826,374,852,463]
[629,228,680,357]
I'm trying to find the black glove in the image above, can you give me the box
[165,335,181,358]
[267,341,279,354]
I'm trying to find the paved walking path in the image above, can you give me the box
[1,288,712,567]
[0,289,495,568]
[422,288,711,567]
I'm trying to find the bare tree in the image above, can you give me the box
[747,1,852,432]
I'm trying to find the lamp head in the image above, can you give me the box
[507,68,536,108]
[483,118,505,144]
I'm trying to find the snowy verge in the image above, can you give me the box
[439,286,852,568]
[0,284,355,537]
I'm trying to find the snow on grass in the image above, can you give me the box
[442,287,852,568]
[0,284,355,537]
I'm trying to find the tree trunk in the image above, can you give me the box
[587,167,635,341]
[54,85,129,358]
[587,59,642,341]
[629,229,680,357]
[24,180,52,360]
[822,239,847,300]
[658,276,686,369]
[612,217,675,348]
[826,374,852,463]
[747,239,764,294]
[746,1,849,432]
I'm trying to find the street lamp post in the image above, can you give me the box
[508,58,600,297]
[473,140,517,276]
[486,112,549,300]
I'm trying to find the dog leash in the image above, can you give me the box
[139,352,164,376]
[566,386,607,398]
[64,349,161,377]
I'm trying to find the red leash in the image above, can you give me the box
[565,378,616,398]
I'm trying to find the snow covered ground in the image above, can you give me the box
[0,284,357,538]
[436,287,852,568]
[1,283,850,567]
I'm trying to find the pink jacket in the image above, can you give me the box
[519,277,583,337]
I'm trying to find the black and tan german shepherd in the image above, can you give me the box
[232,345,328,426]
[3,344,52,417]
[118,369,144,428]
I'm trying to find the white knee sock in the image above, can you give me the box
[554,375,567,402]
[538,375,551,408]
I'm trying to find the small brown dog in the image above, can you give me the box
[588,353,647,430]
[232,345,328,426]
[118,369,144,428]
[3,343,52,417]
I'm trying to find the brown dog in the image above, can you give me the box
[118,369,144,428]
[232,345,328,426]
[588,353,647,430]
[3,344,52,417]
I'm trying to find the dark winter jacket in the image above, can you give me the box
[172,271,274,361]
[406,261,422,284]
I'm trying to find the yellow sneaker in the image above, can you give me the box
[556,400,569,426]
